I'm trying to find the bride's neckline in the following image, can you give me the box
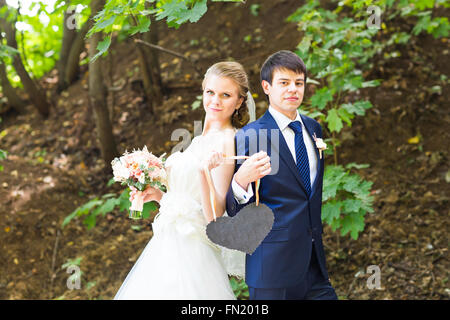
[200,127,236,137]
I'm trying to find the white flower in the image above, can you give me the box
[313,133,327,159]
[138,172,146,184]
[315,138,327,150]
[112,159,130,181]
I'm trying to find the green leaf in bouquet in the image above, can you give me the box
[134,181,145,191]
[141,201,158,219]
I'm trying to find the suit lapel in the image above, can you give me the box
[300,114,322,196]
[259,111,308,195]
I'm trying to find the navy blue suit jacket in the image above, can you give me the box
[226,110,330,289]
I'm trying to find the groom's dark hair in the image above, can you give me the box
[260,50,308,85]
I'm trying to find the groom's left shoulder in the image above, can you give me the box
[302,114,323,136]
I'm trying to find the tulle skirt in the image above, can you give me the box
[114,222,237,300]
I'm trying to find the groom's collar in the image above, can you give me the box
[268,105,304,132]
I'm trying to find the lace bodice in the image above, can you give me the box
[151,130,245,279]
[153,130,233,234]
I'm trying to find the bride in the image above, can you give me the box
[114,61,257,299]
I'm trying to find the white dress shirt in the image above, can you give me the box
[232,106,318,204]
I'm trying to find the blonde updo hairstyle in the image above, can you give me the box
[202,61,250,128]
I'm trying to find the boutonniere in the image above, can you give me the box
[313,133,327,159]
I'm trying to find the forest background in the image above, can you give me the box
[0,0,448,300]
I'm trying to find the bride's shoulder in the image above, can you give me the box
[219,129,236,155]
[222,128,237,140]
[201,129,236,152]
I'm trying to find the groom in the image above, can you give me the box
[226,50,338,300]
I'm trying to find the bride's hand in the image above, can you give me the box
[201,150,225,172]
[130,185,164,203]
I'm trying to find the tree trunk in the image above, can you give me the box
[0,32,27,114]
[0,61,27,114]
[58,4,78,92]
[136,45,156,114]
[143,16,163,95]
[134,7,163,115]
[65,18,91,87]
[0,0,50,117]
[88,0,118,165]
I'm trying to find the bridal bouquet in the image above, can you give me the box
[111,146,167,219]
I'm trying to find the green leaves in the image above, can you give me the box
[129,16,151,35]
[340,211,365,240]
[191,95,203,110]
[62,197,104,229]
[230,277,249,299]
[326,109,343,133]
[341,100,372,117]
[0,44,19,62]
[155,0,209,26]
[87,0,243,58]
[310,87,333,110]
[0,149,6,172]
[322,165,374,240]
[62,188,159,230]
[90,36,112,63]
[0,149,7,161]
[412,12,449,38]
[289,0,382,240]
[187,0,209,23]
[296,35,312,56]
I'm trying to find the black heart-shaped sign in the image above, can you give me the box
[206,203,274,255]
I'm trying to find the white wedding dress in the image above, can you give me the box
[114,132,245,300]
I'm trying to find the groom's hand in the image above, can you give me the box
[234,151,271,190]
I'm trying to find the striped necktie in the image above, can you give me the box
[288,121,311,196]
